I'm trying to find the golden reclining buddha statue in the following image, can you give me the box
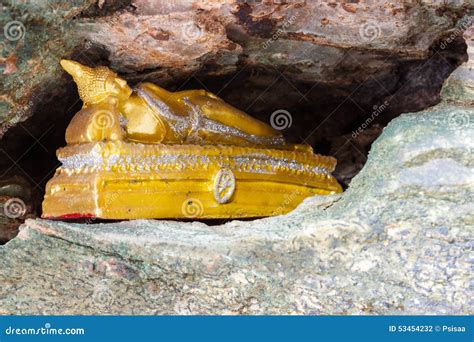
[42,60,342,219]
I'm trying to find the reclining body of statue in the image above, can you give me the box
[60,60,287,148]
[42,60,342,220]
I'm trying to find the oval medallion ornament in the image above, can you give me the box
[213,168,236,204]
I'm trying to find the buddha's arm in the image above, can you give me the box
[120,95,171,144]
[136,83,287,147]
[141,84,282,138]
[182,92,282,138]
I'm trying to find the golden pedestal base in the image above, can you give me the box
[42,141,342,219]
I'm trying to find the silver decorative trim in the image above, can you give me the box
[59,152,330,176]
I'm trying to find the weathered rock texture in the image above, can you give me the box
[1,48,472,313]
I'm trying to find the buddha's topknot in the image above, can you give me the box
[60,60,118,105]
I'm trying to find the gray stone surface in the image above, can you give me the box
[1,77,472,313]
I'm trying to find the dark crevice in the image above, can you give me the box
[0,34,468,243]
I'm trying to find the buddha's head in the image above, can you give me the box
[60,59,132,106]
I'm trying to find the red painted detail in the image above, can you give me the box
[42,213,96,219]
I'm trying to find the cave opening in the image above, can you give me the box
[0,34,467,238]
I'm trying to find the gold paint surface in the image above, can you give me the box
[42,60,342,219]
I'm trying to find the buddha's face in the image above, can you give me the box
[104,74,133,104]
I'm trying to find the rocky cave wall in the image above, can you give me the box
[0,0,472,242]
